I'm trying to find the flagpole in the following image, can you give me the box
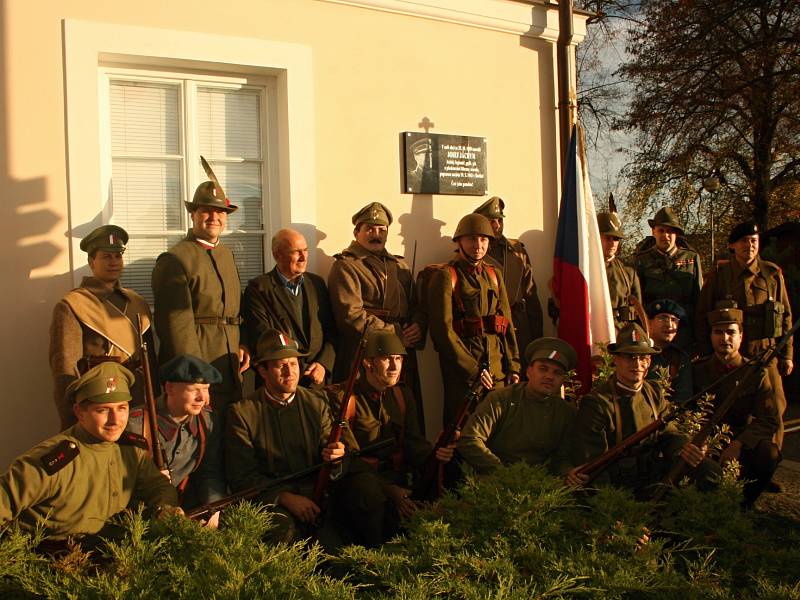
[557,0,575,183]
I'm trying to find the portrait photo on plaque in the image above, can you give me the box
[402,132,487,195]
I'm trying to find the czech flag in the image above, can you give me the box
[552,125,615,394]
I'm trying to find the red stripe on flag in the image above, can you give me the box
[553,257,591,393]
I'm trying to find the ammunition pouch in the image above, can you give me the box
[744,301,784,340]
[453,314,509,337]
[194,316,243,326]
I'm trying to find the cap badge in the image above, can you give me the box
[631,329,639,342]
[105,377,117,393]
[548,350,559,360]
[372,209,379,220]
[278,333,289,347]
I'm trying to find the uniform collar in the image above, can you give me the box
[732,257,760,277]
[186,229,219,250]
[262,387,296,408]
[344,240,398,262]
[80,276,126,300]
[71,423,117,449]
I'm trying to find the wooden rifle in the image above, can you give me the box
[312,328,368,505]
[651,316,800,500]
[187,438,393,521]
[413,354,489,501]
[137,314,168,473]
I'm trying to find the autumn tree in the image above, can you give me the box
[616,0,800,245]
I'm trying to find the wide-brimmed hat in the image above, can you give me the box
[607,323,661,355]
[255,329,307,364]
[597,212,624,239]
[184,156,238,213]
[647,207,684,235]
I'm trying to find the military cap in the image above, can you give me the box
[80,225,128,255]
[255,329,307,364]
[352,202,393,227]
[473,196,506,219]
[707,299,743,326]
[453,213,495,241]
[645,298,687,322]
[728,220,760,244]
[524,337,577,371]
[597,212,624,239]
[66,362,135,404]
[364,330,407,358]
[185,181,238,214]
[647,207,684,235]
[409,138,432,155]
[607,323,661,355]
[159,354,222,385]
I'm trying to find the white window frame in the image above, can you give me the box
[63,19,317,287]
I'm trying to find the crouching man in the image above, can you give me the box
[327,331,454,547]
[0,363,180,544]
[569,323,720,496]
[457,338,578,479]
[224,329,344,545]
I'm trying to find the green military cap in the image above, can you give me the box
[186,181,238,214]
[66,362,135,404]
[255,329,307,364]
[597,212,624,238]
[707,299,743,326]
[728,220,760,244]
[473,196,505,219]
[352,202,393,227]
[79,225,128,255]
[647,207,684,235]
[364,330,407,358]
[159,354,222,385]
[524,337,577,371]
[607,323,661,355]
[453,213,495,241]
[409,137,432,155]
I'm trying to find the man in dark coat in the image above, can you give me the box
[645,299,692,404]
[151,175,249,413]
[242,228,336,386]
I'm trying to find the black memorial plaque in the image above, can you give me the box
[402,132,487,195]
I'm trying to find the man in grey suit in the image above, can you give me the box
[242,229,336,386]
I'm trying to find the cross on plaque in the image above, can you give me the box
[418,116,435,133]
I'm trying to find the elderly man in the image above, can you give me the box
[0,363,179,541]
[327,202,423,382]
[693,303,780,506]
[225,329,345,544]
[49,225,155,429]
[473,196,544,358]
[427,213,520,426]
[645,299,692,404]
[695,220,793,450]
[457,337,577,479]
[151,172,249,413]
[242,228,336,386]
[126,354,226,508]
[597,212,643,332]
[573,323,718,497]
[327,330,453,547]
[634,207,703,351]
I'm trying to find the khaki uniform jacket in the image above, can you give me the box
[0,425,177,539]
[151,232,242,402]
[457,383,576,476]
[695,258,793,360]
[49,277,154,428]
[327,241,419,381]
[225,387,333,501]
[485,235,544,354]
[326,379,430,473]
[428,257,520,381]
[242,268,336,374]
[692,354,778,449]
[605,257,643,331]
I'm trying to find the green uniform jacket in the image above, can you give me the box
[326,379,430,473]
[0,425,177,539]
[604,257,643,331]
[692,354,778,449]
[485,236,544,355]
[327,241,420,381]
[634,239,703,349]
[576,377,684,480]
[242,268,336,375]
[695,258,793,360]
[151,232,242,403]
[225,386,333,502]
[457,383,576,476]
[49,277,155,428]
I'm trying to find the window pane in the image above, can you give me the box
[223,233,264,290]
[110,81,180,155]
[119,234,184,304]
[112,159,182,232]
[197,88,261,159]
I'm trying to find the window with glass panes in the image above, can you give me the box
[105,70,268,303]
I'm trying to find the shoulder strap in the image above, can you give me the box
[40,439,80,475]
[485,264,499,289]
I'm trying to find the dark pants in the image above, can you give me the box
[740,440,782,507]
[332,469,402,547]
